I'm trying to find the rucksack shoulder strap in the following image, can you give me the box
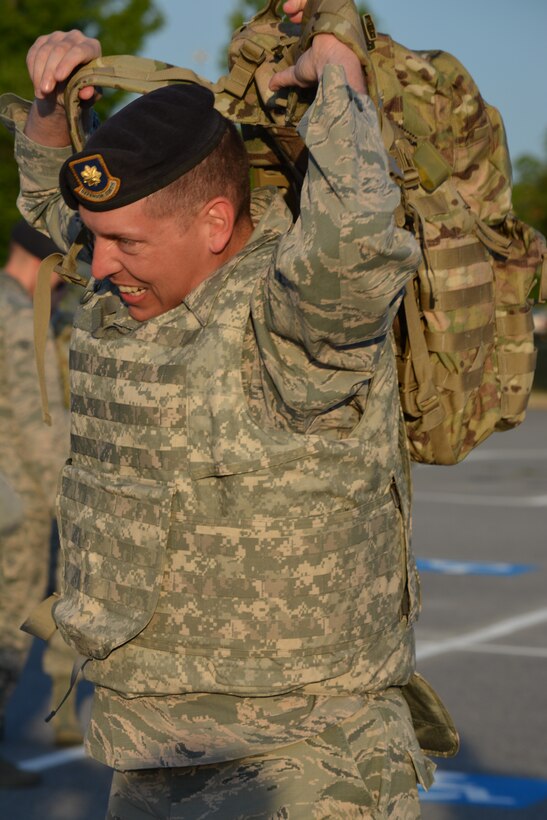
[64,56,228,150]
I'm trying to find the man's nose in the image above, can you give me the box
[91,237,120,280]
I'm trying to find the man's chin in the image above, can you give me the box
[126,303,161,322]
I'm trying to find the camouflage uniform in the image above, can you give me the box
[0,270,68,721]
[3,67,437,816]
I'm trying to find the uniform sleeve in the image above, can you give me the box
[0,94,85,252]
[252,65,420,414]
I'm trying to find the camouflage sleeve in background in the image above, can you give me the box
[0,277,69,513]
[265,65,421,364]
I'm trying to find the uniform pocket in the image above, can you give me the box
[54,461,174,659]
[341,689,436,815]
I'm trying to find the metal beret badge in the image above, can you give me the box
[67,154,120,203]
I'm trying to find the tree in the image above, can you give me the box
[0,0,164,259]
[512,134,547,239]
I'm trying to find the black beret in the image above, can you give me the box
[11,220,61,260]
[60,83,227,212]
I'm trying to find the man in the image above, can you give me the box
[0,0,452,815]
[0,220,82,788]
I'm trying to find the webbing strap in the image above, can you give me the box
[402,284,445,432]
[501,391,532,416]
[540,251,547,302]
[496,309,534,337]
[497,350,537,375]
[424,322,494,353]
[434,281,493,311]
[473,215,512,257]
[436,364,484,393]
[20,593,60,641]
[65,56,226,150]
[426,242,488,270]
[45,655,89,723]
[33,253,63,425]
[224,41,266,98]
[393,137,420,190]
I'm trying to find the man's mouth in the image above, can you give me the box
[118,285,146,295]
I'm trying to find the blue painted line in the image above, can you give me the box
[419,770,547,807]
[416,558,537,576]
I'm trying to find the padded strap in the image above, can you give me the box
[402,283,445,431]
[64,56,228,150]
[33,233,88,424]
[33,253,62,425]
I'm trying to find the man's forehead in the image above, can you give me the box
[79,200,147,234]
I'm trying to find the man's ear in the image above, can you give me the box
[203,198,235,255]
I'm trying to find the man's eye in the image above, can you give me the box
[118,238,137,250]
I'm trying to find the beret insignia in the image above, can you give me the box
[68,154,120,203]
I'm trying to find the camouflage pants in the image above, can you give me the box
[0,518,80,725]
[106,690,434,819]
[0,515,51,717]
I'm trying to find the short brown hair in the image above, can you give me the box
[145,121,251,227]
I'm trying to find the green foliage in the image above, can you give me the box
[512,134,547,239]
[0,0,164,259]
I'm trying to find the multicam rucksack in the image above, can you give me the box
[53,0,547,464]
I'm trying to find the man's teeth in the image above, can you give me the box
[118,285,146,294]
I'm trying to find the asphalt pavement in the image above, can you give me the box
[1,407,546,819]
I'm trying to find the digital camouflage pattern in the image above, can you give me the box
[0,270,68,715]
[55,68,419,694]
[0,67,436,784]
[105,690,435,819]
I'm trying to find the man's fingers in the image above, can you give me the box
[26,31,101,100]
[78,86,96,101]
[282,0,306,23]
[27,31,66,98]
[269,66,297,92]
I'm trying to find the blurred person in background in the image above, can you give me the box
[0,220,82,788]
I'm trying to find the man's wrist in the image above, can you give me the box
[313,35,366,93]
[24,98,71,147]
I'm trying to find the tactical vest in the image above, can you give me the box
[54,227,419,698]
